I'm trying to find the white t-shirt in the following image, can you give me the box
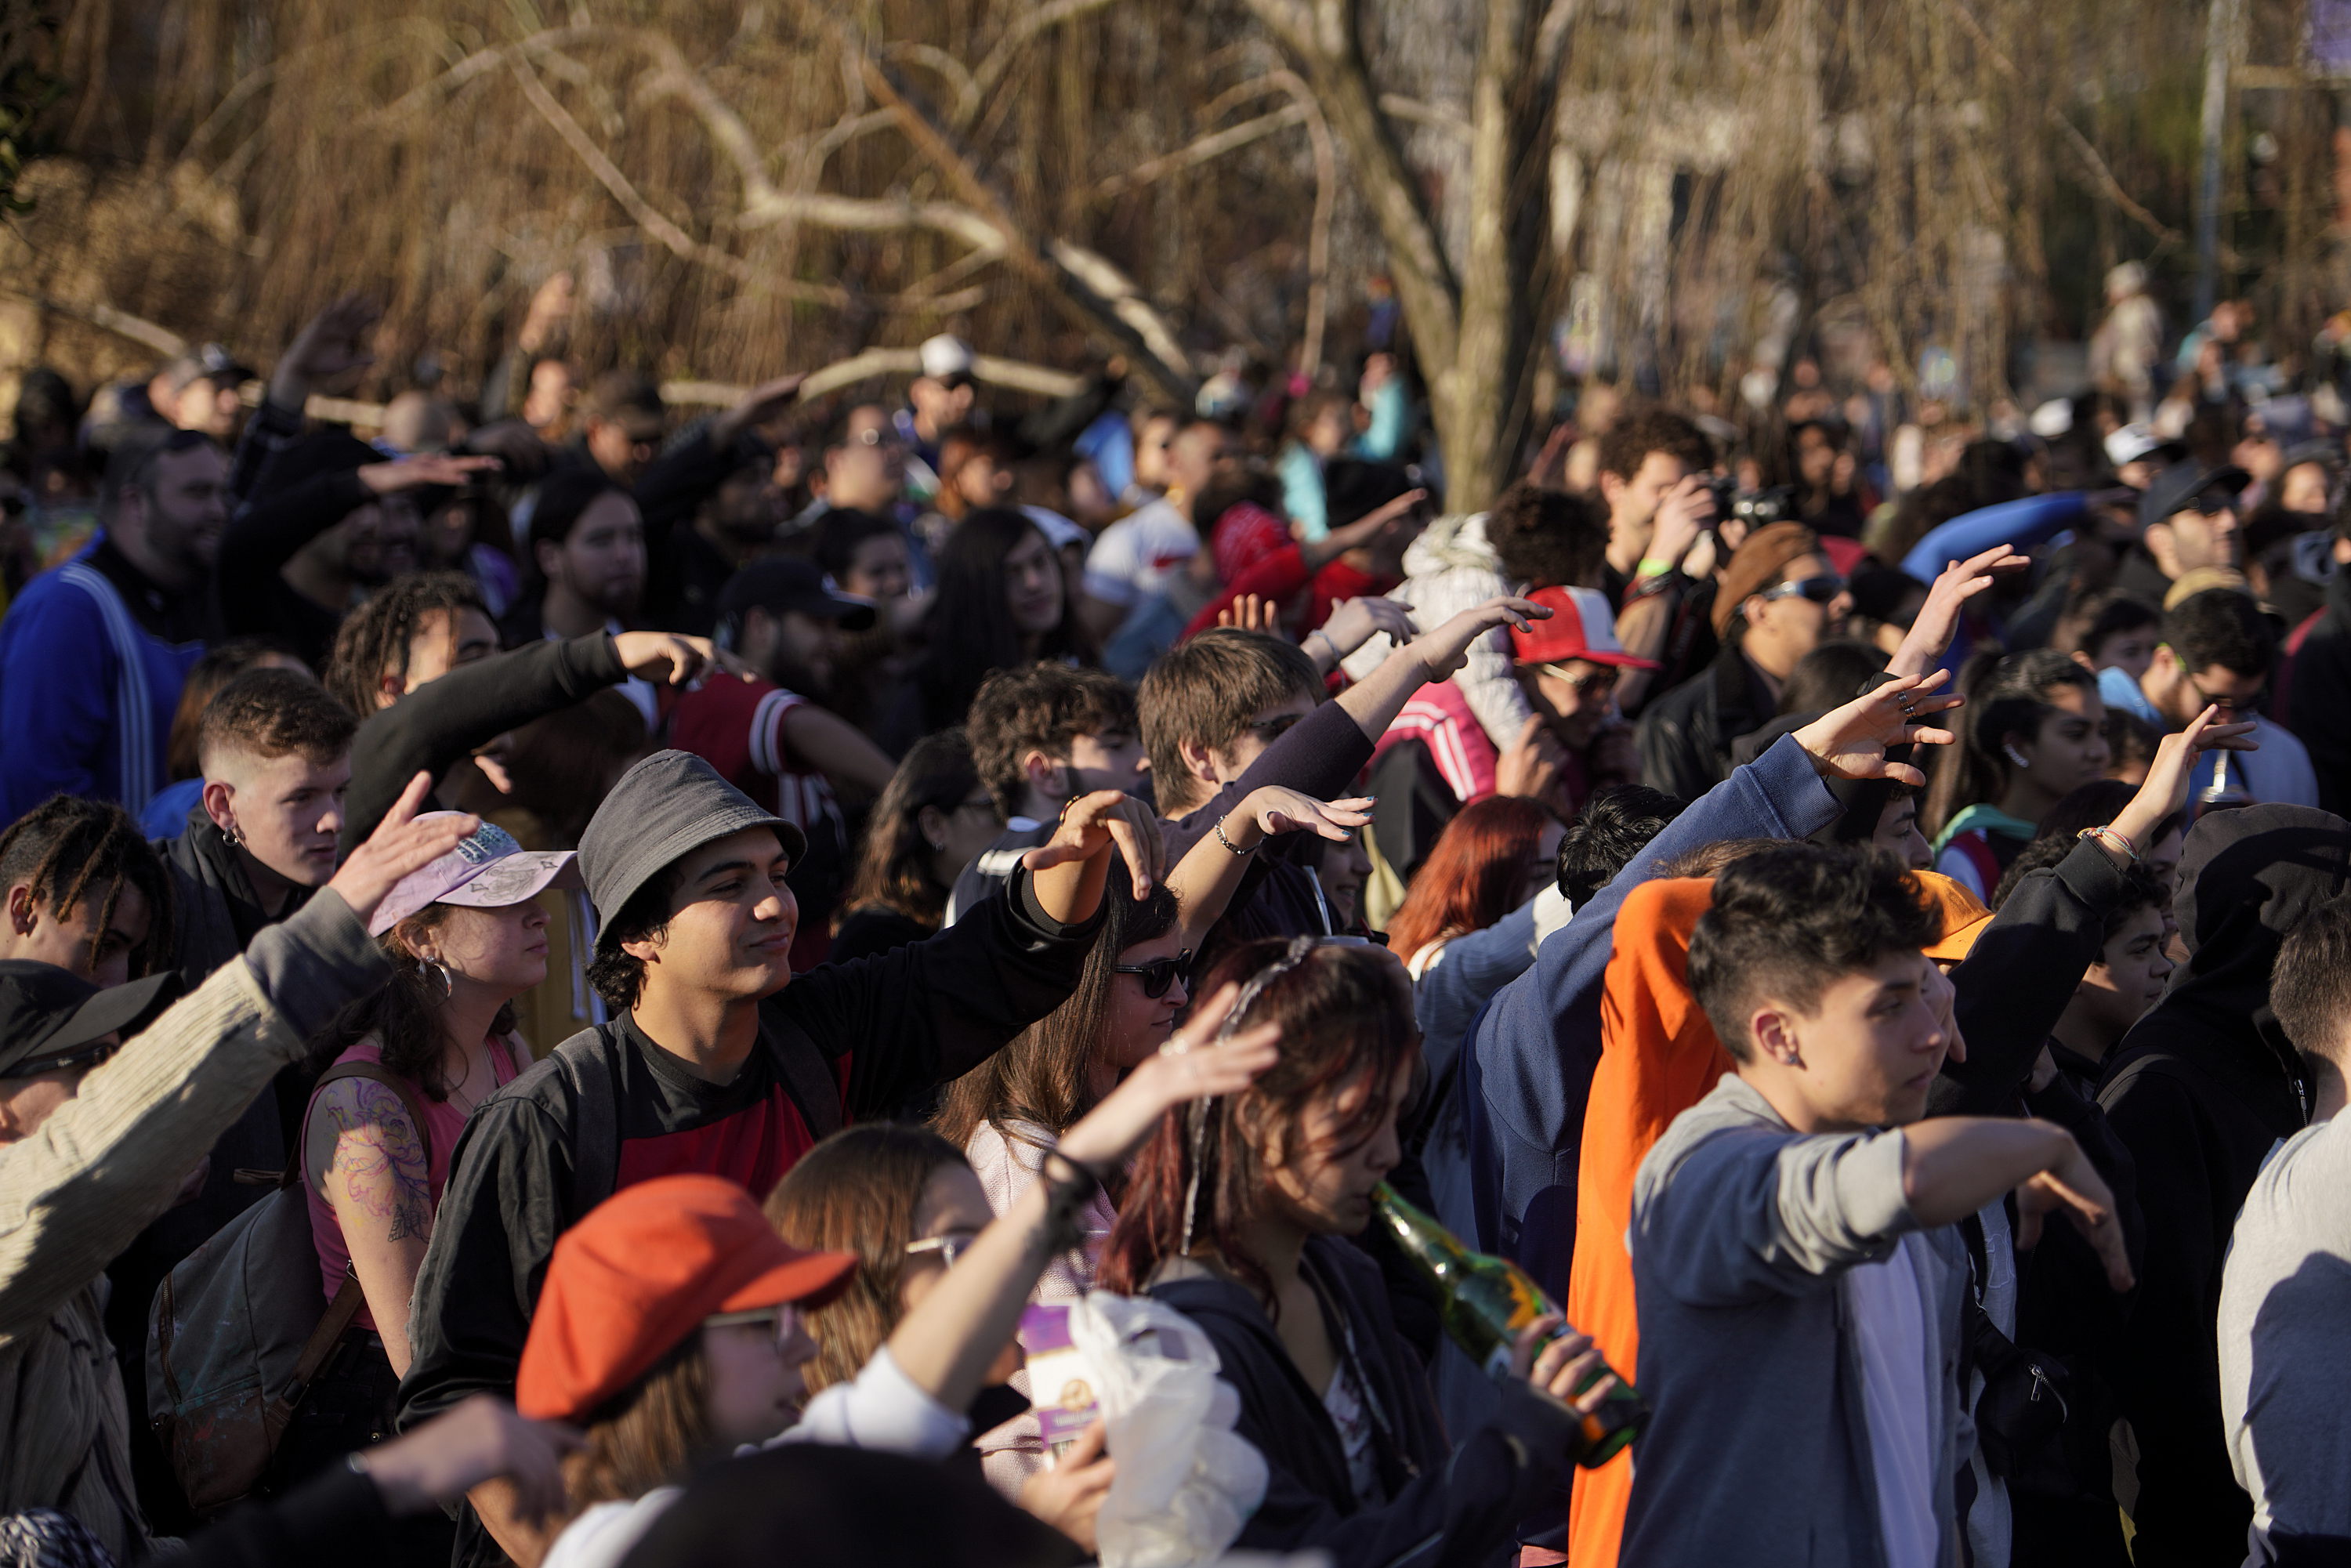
[1081,498,1196,609]
[1845,1242,1939,1568]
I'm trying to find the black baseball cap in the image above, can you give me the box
[2139,460,2250,530]
[0,962,179,1080]
[717,558,878,633]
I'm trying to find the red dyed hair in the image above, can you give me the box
[1384,795,1554,965]
[1096,938,1421,1313]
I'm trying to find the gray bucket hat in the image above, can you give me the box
[577,750,808,949]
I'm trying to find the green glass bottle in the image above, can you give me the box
[1371,1182,1646,1467]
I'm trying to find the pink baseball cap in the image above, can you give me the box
[1509,585,1659,670]
[369,813,583,936]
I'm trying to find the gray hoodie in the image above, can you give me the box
[1623,1072,1970,1568]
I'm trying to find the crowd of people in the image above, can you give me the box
[1,269,2349,1568]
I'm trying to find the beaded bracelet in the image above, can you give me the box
[2078,824,2139,864]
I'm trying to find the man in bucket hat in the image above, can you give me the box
[400,748,1156,1566]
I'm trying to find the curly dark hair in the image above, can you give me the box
[1596,407,1713,485]
[0,795,175,977]
[323,570,489,715]
[1554,785,1684,907]
[1686,842,1939,1060]
[1487,481,1609,592]
[965,664,1136,820]
[584,860,689,1010]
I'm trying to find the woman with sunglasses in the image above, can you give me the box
[932,784,1370,1297]
[1098,936,1622,1566]
[527,997,1280,1568]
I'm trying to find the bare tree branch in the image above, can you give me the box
[964,0,1128,125]
[1947,1,2179,245]
[1377,92,1472,140]
[1088,104,1307,202]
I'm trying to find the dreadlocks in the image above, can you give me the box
[322,570,488,715]
[0,796,175,976]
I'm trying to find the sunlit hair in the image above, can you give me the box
[765,1124,968,1392]
[1385,797,1552,965]
[1096,938,1419,1315]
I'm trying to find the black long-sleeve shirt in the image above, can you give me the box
[215,466,376,667]
[340,633,627,852]
[396,867,1101,1467]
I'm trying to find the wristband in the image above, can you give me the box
[1214,813,1259,856]
[2078,824,2139,864]
[1306,628,1339,665]
[1636,556,1675,580]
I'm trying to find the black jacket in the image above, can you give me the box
[2287,566,2351,817]
[397,865,1102,1530]
[1150,1236,1584,1568]
[1633,643,1773,802]
[339,632,628,851]
[216,466,378,668]
[176,1463,396,1568]
[2096,804,2351,1568]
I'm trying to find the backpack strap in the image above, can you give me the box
[552,1027,623,1216]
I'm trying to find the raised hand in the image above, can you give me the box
[1020,789,1166,899]
[1216,593,1283,636]
[1887,545,2032,679]
[610,631,755,687]
[1791,672,1963,787]
[1316,595,1420,663]
[327,773,478,925]
[2108,703,2259,853]
[516,271,575,355]
[713,371,810,447]
[1221,788,1375,852]
[359,453,502,494]
[271,295,382,407]
[1058,981,1281,1169]
[1405,596,1548,682]
[1643,473,1718,575]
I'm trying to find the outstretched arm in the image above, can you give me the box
[1165,788,1374,951]
[1336,596,1545,742]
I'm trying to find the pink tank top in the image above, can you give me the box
[305,1036,523,1325]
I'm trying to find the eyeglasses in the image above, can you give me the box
[1759,573,1846,606]
[1112,948,1194,999]
[1246,712,1307,743]
[1536,662,1617,695]
[904,1232,980,1269]
[703,1302,806,1355]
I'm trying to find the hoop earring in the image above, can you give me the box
[429,961,455,1000]
[219,823,244,849]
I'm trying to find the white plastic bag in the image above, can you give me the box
[1068,1290,1270,1568]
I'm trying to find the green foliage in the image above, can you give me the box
[0,0,63,216]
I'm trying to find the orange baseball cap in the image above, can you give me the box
[1914,871,1992,962]
[516,1175,858,1422]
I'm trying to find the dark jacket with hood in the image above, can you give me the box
[1149,1234,1585,1568]
[2286,564,2351,818]
[2096,803,2351,1568]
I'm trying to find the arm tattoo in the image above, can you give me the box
[324,1078,433,1244]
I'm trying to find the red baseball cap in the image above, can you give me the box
[516,1175,858,1422]
[1509,585,1659,670]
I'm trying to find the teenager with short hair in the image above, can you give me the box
[0,796,173,987]
[1624,842,2132,1568]
[950,663,1146,922]
[401,748,1157,1566]
[2219,892,2351,1563]
[1990,843,2169,1099]
[2130,588,2319,808]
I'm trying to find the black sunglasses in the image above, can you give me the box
[1112,949,1193,999]
[1760,573,1845,606]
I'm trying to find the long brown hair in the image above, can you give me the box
[306,906,517,1098]
[561,1334,715,1512]
[931,874,1178,1152]
[1385,796,1552,964]
[1096,939,1420,1312]
[764,1124,967,1392]
[835,728,983,932]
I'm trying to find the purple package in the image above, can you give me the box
[1019,1303,1100,1458]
